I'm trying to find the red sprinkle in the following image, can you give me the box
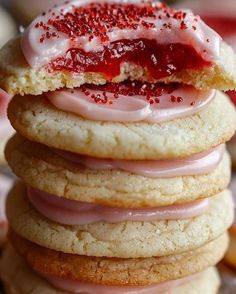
[81,81,180,105]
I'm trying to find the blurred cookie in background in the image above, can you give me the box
[0,6,16,47]
[224,175,236,269]
[10,0,65,24]
[0,90,14,165]
[0,174,13,247]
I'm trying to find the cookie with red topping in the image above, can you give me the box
[1,0,236,95]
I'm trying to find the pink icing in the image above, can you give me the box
[21,0,221,69]
[40,271,202,294]
[46,85,216,123]
[27,187,209,225]
[0,175,13,222]
[0,89,12,118]
[54,144,224,178]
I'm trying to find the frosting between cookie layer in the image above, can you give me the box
[41,271,202,294]
[28,187,209,225]
[54,144,224,178]
[46,84,216,123]
[22,0,221,69]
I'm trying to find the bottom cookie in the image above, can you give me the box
[0,246,220,294]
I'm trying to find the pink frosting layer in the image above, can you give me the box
[46,85,215,123]
[21,0,221,69]
[0,89,12,118]
[0,175,13,223]
[27,187,209,225]
[41,271,201,294]
[54,144,224,178]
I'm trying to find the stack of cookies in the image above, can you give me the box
[0,1,236,293]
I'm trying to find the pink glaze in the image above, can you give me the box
[0,89,12,117]
[21,0,221,69]
[0,175,13,222]
[54,145,224,178]
[40,271,202,294]
[27,187,209,225]
[46,85,216,123]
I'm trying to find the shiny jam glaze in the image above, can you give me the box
[49,39,212,80]
[22,0,221,78]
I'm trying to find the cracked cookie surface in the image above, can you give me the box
[8,92,236,160]
[5,135,231,208]
[6,183,234,258]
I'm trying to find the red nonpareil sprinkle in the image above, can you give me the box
[34,1,198,44]
[80,81,180,105]
[180,21,187,30]
[170,95,176,102]
[177,96,183,102]
[190,101,195,106]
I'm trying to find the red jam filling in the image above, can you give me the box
[48,39,212,80]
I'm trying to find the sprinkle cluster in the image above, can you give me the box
[35,1,198,44]
[79,81,182,105]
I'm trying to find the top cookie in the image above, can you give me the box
[1,0,236,95]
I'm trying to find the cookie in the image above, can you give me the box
[1,1,236,96]
[9,230,228,286]
[8,91,236,160]
[0,246,220,294]
[6,182,234,258]
[1,38,236,96]
[5,135,231,208]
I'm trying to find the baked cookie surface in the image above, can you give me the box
[6,183,234,258]
[9,230,228,286]
[6,135,231,208]
[8,91,236,160]
[0,246,220,294]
